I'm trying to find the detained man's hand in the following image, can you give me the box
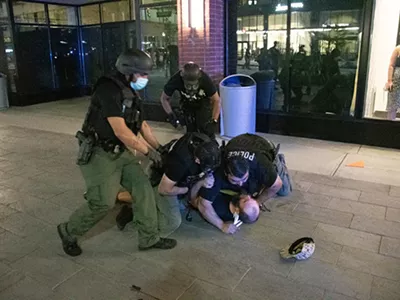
[221,223,239,234]
[202,174,215,188]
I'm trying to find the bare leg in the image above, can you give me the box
[387,109,397,121]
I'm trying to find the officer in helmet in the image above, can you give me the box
[57,49,177,257]
[115,132,221,232]
[160,62,221,138]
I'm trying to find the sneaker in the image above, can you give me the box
[139,238,177,251]
[57,223,82,257]
[116,205,134,231]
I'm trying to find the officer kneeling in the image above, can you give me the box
[191,133,292,234]
[115,132,221,232]
[57,49,177,257]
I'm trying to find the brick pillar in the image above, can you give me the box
[177,0,225,83]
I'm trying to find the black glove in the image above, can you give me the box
[167,112,180,128]
[146,148,162,168]
[203,119,218,137]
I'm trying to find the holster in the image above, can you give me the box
[76,130,96,166]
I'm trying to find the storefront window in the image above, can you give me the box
[364,2,400,121]
[140,4,178,103]
[141,0,175,4]
[0,25,16,92]
[0,0,8,23]
[101,0,130,23]
[102,22,137,74]
[80,4,100,25]
[236,0,363,115]
[82,26,103,85]
[14,25,53,93]
[48,5,77,26]
[12,1,46,24]
[50,27,80,88]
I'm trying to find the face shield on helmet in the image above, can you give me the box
[193,139,221,173]
[199,153,220,174]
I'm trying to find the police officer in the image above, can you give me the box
[160,62,221,138]
[116,132,221,231]
[193,133,292,234]
[57,49,177,257]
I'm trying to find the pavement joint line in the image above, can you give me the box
[175,277,197,300]
[232,266,251,292]
[378,235,383,256]
[51,267,84,291]
[332,153,348,177]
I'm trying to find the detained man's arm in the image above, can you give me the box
[257,175,283,205]
[158,174,189,196]
[190,179,205,203]
[140,121,161,150]
[210,92,221,120]
[107,117,149,155]
[160,91,173,114]
[196,196,224,231]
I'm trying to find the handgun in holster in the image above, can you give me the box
[76,130,96,166]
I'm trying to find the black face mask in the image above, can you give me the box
[184,81,200,96]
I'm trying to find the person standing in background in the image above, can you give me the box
[385,45,400,120]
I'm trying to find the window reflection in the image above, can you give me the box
[0,0,8,23]
[0,25,16,92]
[102,22,137,74]
[48,5,77,26]
[141,0,175,4]
[236,0,363,115]
[80,4,100,25]
[140,5,178,103]
[14,25,52,93]
[82,26,102,85]
[12,1,46,24]
[101,0,130,23]
[50,27,80,88]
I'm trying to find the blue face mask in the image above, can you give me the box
[130,77,148,91]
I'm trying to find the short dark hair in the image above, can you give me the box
[225,156,249,178]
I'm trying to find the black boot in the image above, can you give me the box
[139,238,177,251]
[57,223,82,257]
[116,205,134,231]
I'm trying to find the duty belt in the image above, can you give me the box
[97,139,125,154]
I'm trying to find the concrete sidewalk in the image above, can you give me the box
[2,97,400,186]
[1,99,400,299]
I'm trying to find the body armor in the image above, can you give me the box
[76,75,142,165]
[83,74,142,137]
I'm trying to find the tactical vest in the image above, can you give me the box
[149,132,213,188]
[83,75,142,137]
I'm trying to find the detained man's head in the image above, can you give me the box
[232,194,260,224]
[225,157,250,186]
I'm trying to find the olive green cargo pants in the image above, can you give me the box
[67,147,181,248]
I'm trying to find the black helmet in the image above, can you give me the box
[115,49,153,75]
[192,136,221,172]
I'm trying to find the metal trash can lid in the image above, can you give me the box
[220,74,256,88]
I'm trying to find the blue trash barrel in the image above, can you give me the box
[219,74,256,138]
